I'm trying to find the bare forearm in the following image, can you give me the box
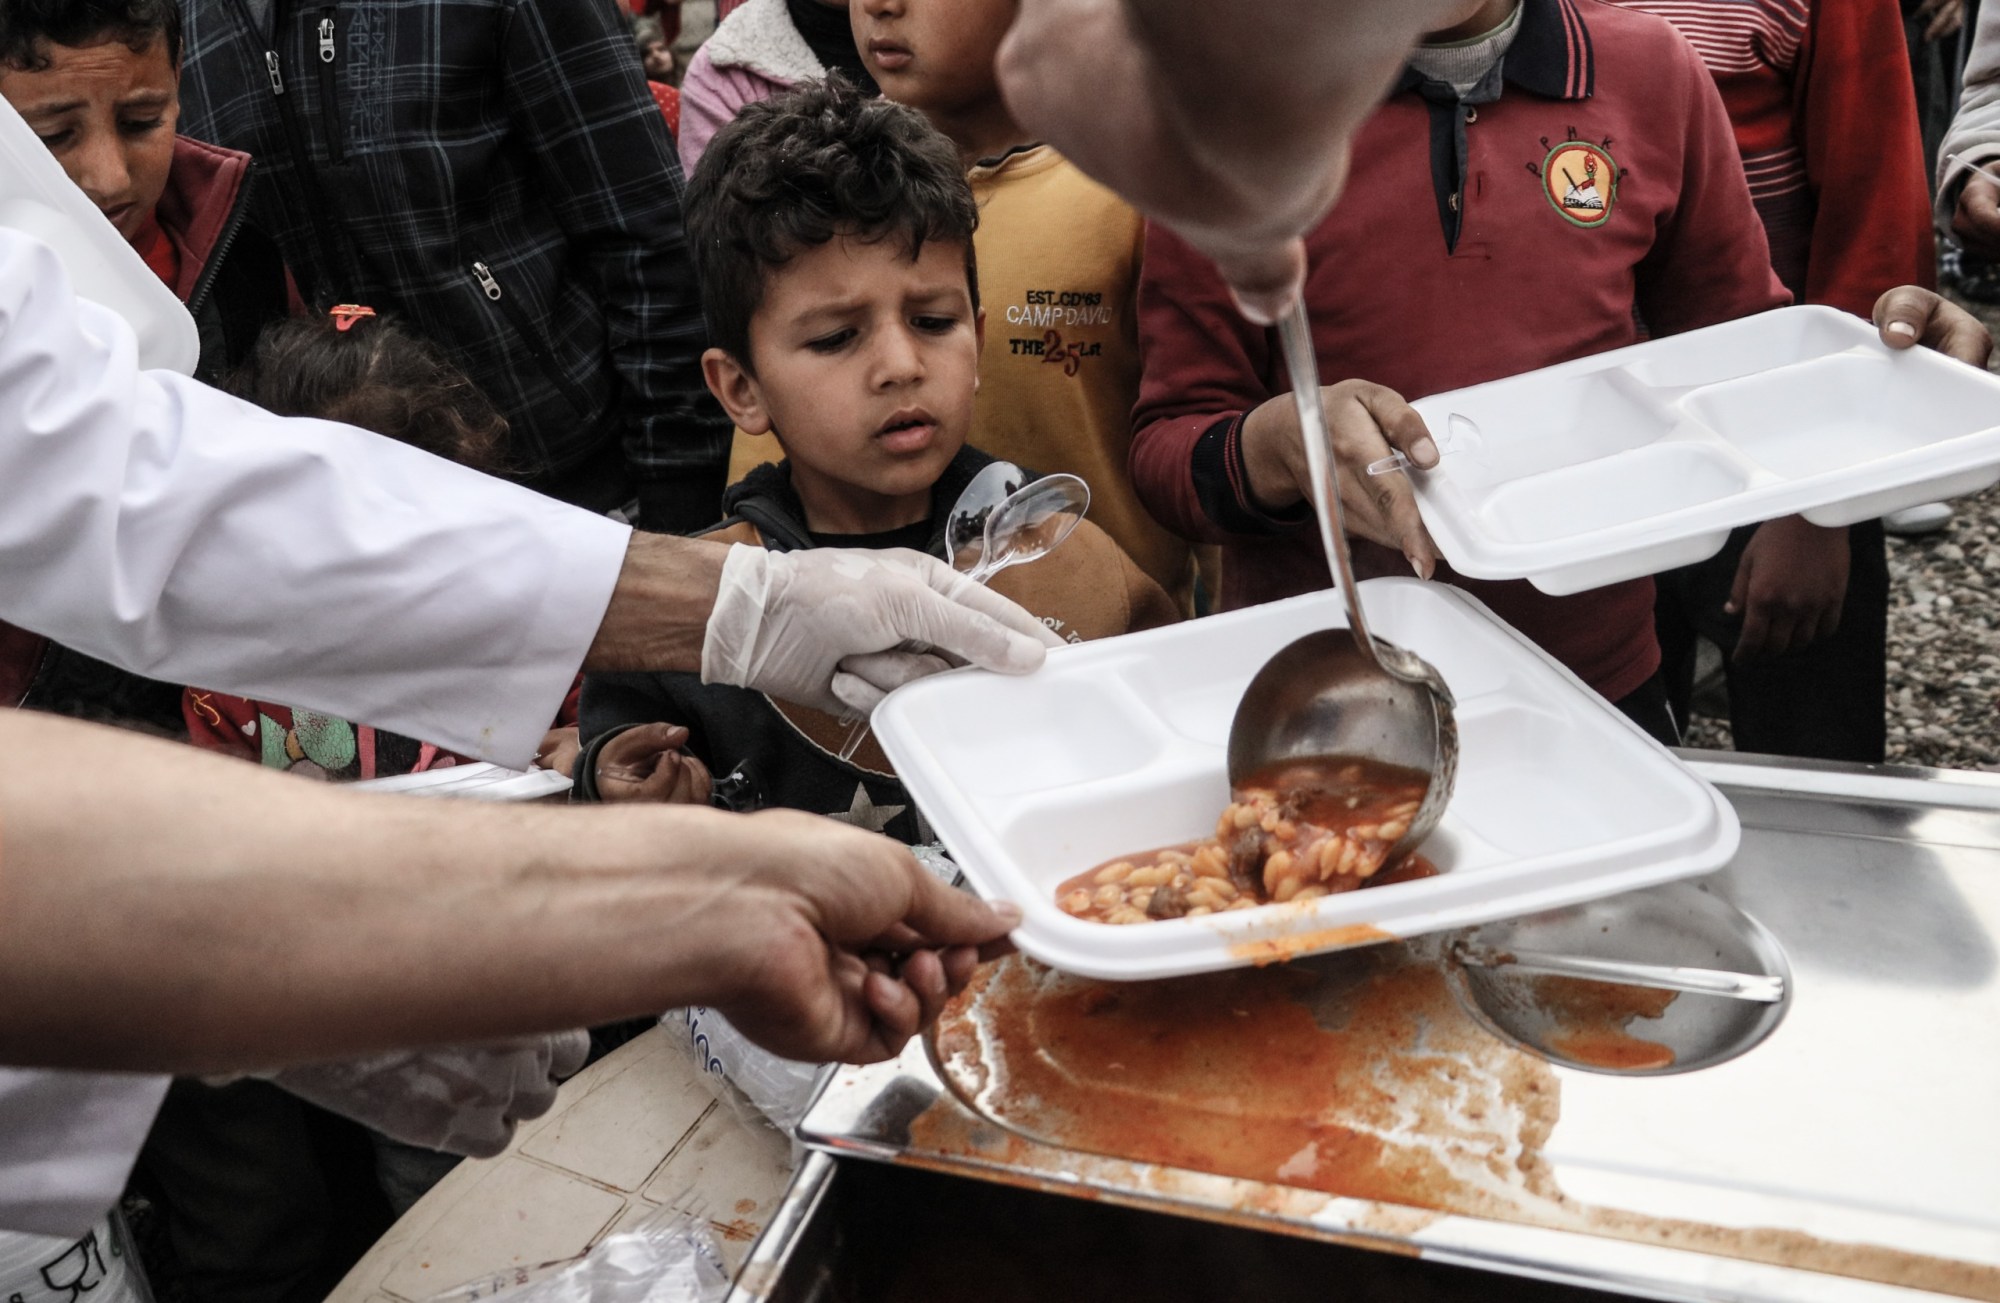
[1002,0,1459,293]
[0,712,765,1073]
[1120,0,1446,241]
[582,531,728,674]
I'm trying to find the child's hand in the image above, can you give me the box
[1725,516,1850,663]
[594,723,713,805]
[1241,380,1442,579]
[533,727,582,778]
[1875,285,1994,368]
[1955,176,2000,263]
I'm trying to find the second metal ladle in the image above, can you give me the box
[1224,304,1459,866]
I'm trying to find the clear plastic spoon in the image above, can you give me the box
[1366,411,1483,476]
[943,460,1030,573]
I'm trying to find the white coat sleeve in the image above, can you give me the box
[1939,1,2000,223]
[0,1069,167,1237]
[0,229,632,765]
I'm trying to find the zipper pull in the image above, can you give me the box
[264,50,285,94]
[318,16,336,63]
[471,261,503,300]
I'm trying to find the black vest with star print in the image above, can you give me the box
[566,454,1038,842]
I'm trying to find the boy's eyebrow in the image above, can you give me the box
[14,97,91,117]
[782,299,870,332]
[779,282,974,330]
[15,89,173,117]
[904,285,974,308]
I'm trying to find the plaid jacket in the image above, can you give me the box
[178,0,730,529]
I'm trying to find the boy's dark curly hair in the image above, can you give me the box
[685,75,979,368]
[0,0,181,71]
[227,315,512,477]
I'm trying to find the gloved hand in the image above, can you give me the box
[701,546,1064,715]
[266,1030,590,1157]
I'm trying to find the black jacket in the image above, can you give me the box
[177,0,731,525]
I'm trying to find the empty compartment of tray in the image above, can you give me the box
[1473,442,1751,546]
[1614,305,1861,389]
[1428,370,1682,491]
[1449,704,1709,859]
[890,672,1167,799]
[1685,349,2000,480]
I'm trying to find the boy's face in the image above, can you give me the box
[0,36,179,245]
[703,233,983,535]
[852,0,1014,118]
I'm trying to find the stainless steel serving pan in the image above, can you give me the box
[738,756,2000,1303]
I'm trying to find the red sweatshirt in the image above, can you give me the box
[1610,0,1935,315]
[1131,0,1789,704]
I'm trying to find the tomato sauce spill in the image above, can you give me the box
[932,951,1565,1217]
[1530,975,1678,1071]
[919,956,2000,1299]
[1054,757,1434,925]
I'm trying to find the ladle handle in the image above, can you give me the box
[1453,943,1788,1004]
[1276,303,1381,666]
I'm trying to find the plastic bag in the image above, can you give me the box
[0,1210,153,1303]
[666,1006,830,1136]
[426,1207,726,1303]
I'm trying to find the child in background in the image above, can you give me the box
[181,312,664,787]
[1129,0,1789,742]
[633,14,682,136]
[190,314,704,798]
[1609,0,1934,762]
[0,0,290,733]
[677,0,876,171]
[576,79,1177,834]
[838,0,1202,613]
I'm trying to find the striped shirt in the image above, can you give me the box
[1609,0,1934,314]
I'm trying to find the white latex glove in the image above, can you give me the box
[266,1030,590,1157]
[701,546,1064,714]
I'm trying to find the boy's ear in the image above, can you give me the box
[702,347,774,435]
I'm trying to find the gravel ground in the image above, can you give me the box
[1681,290,2000,771]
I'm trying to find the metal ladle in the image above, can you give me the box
[1224,304,1459,865]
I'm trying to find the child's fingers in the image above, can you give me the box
[1724,547,1759,654]
[608,722,691,762]
[1872,285,1935,349]
[1954,178,2000,261]
[667,756,706,805]
[1353,386,1444,578]
[686,757,714,807]
[1872,285,1992,367]
[1732,601,1773,663]
[1357,386,1440,469]
[642,754,700,804]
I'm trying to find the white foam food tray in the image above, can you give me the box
[348,762,571,801]
[1408,305,2000,595]
[874,579,1739,981]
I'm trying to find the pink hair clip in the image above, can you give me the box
[329,304,378,332]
